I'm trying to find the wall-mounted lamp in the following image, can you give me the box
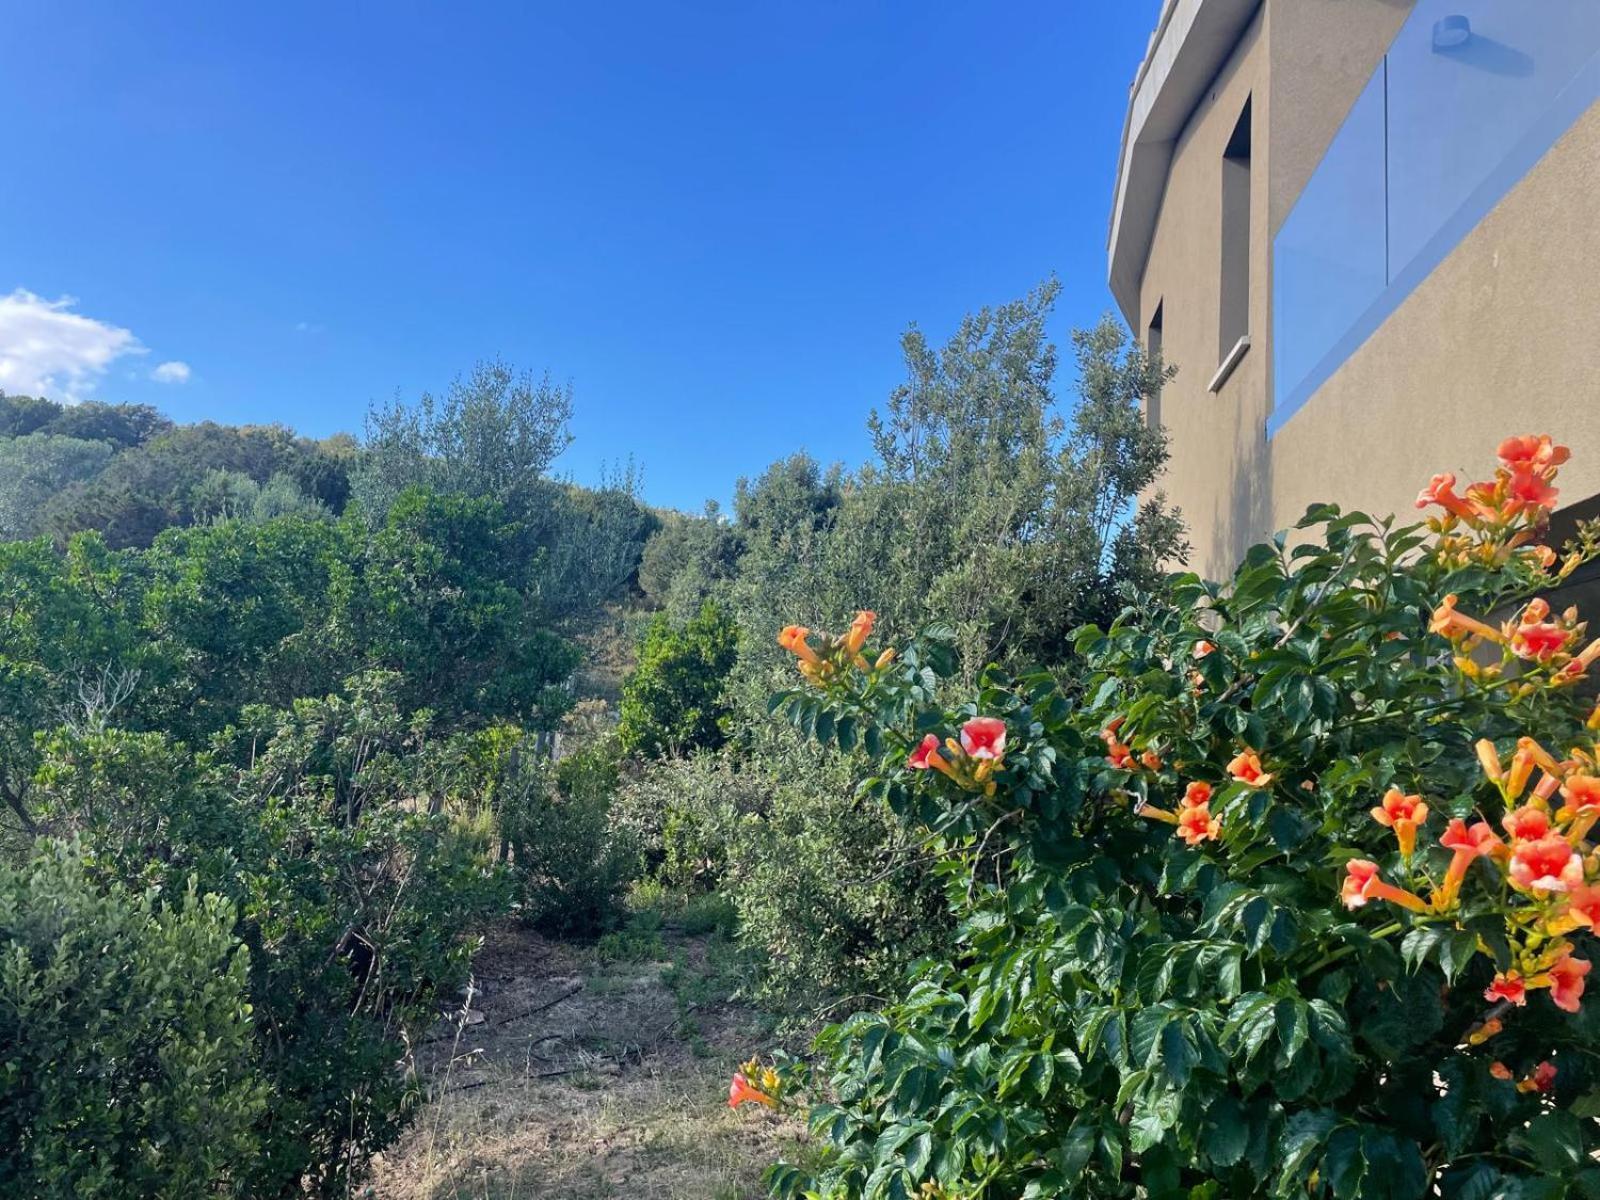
[1432,15,1472,51]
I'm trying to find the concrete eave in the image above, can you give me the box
[1107,0,1263,326]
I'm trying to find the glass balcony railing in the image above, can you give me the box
[1270,0,1600,436]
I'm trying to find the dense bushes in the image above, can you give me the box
[610,291,1177,1017]
[750,437,1600,1198]
[616,752,949,1014]
[0,361,658,1195]
[1,293,1188,1192]
[618,599,739,758]
[18,681,510,1197]
[501,736,639,935]
[721,758,950,1015]
[0,840,263,1197]
[212,682,510,1194]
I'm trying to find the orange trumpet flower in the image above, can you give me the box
[1546,952,1591,1013]
[1503,805,1551,842]
[1498,434,1571,471]
[959,717,1007,762]
[1559,775,1600,842]
[1415,473,1478,521]
[1484,972,1527,1006]
[1509,835,1583,893]
[1435,818,1501,908]
[1429,595,1505,644]
[1227,750,1273,788]
[906,734,954,778]
[843,610,876,655]
[1176,801,1220,846]
[1370,788,1428,858]
[1341,859,1428,913]
[1518,1061,1559,1094]
[728,1071,776,1109]
[777,625,821,665]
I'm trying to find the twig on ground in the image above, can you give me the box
[488,984,583,1029]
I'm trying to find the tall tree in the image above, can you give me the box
[860,281,1184,667]
[352,358,573,522]
[0,434,114,540]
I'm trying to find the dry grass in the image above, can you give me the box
[368,923,803,1200]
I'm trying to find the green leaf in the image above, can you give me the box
[1201,1094,1248,1168]
[1276,1110,1335,1193]
[813,709,835,744]
[1322,1126,1365,1198]
[1514,1110,1585,1176]
[1158,1017,1195,1089]
[903,1130,933,1178]
[1057,1116,1097,1178]
[836,714,858,752]
[1570,1088,1600,1120]
[1226,992,1277,1063]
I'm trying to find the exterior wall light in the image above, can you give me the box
[1432,15,1472,50]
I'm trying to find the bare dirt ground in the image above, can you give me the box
[368,922,802,1200]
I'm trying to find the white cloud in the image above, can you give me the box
[150,360,192,384]
[0,289,146,401]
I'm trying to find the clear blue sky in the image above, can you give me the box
[3,1,1159,512]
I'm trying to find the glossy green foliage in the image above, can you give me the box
[767,507,1600,1200]
[619,599,740,758]
[0,839,264,1198]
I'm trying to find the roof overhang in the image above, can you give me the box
[1107,0,1263,325]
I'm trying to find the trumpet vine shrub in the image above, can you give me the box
[748,436,1600,1199]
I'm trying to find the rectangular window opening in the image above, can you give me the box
[1219,96,1252,367]
[1146,301,1164,429]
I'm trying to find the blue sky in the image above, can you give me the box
[2,1,1158,512]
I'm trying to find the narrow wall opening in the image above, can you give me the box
[1219,95,1252,365]
[1146,300,1165,428]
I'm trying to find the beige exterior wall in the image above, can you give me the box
[1266,1,1411,236]
[1270,108,1600,530]
[1137,6,1271,581]
[1134,0,1600,581]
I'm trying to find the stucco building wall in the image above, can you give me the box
[1124,0,1600,581]
[1270,108,1600,530]
[1136,7,1270,581]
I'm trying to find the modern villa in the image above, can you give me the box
[1109,0,1600,582]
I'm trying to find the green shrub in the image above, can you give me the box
[504,738,637,935]
[756,438,1600,1199]
[614,754,761,892]
[596,907,668,963]
[214,680,510,1196]
[0,839,264,1198]
[618,599,739,758]
[677,891,739,936]
[723,756,949,1016]
[23,676,509,1198]
[618,753,948,1015]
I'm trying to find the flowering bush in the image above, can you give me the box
[745,437,1600,1198]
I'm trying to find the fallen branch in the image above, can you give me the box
[489,984,583,1028]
